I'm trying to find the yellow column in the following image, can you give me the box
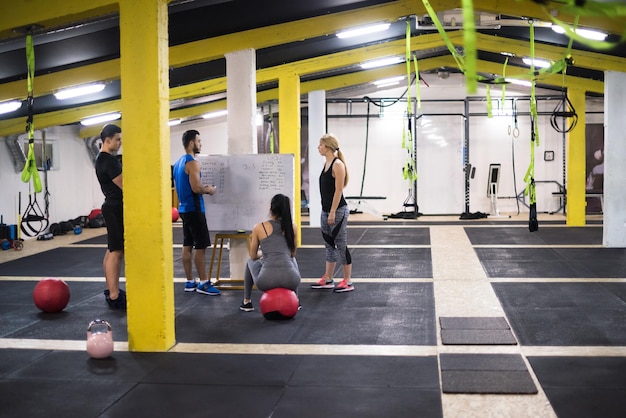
[278,72,302,241]
[119,0,175,351]
[566,88,587,226]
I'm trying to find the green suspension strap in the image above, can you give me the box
[413,52,421,111]
[21,33,42,193]
[501,56,509,106]
[486,84,492,118]
[268,102,275,154]
[402,20,417,183]
[524,21,539,232]
[461,0,477,94]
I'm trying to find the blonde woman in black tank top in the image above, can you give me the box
[311,133,354,293]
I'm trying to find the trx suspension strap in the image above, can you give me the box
[20,32,48,237]
[21,33,41,193]
[268,102,275,154]
[524,21,540,232]
[402,20,417,183]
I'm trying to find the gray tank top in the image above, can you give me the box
[259,220,294,268]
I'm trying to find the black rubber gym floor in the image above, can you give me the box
[1,221,624,417]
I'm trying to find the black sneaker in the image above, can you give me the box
[105,289,127,310]
[239,302,254,312]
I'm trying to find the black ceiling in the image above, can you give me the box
[1,0,625,124]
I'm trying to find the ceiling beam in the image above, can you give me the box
[1,1,621,103]
[471,33,626,72]
[0,0,119,41]
[1,51,601,138]
[472,0,626,35]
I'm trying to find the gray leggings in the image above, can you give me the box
[320,205,351,265]
[244,258,301,300]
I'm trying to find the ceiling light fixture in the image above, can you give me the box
[373,76,405,86]
[522,57,551,69]
[168,119,181,126]
[202,110,228,119]
[0,100,22,114]
[360,56,404,69]
[505,78,532,87]
[375,81,400,88]
[54,83,105,100]
[337,23,391,39]
[80,112,121,126]
[551,25,607,41]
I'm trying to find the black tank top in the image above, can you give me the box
[319,158,347,212]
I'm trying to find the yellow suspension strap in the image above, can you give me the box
[501,56,509,107]
[524,20,540,232]
[402,20,417,183]
[461,0,477,94]
[412,49,421,111]
[486,84,492,118]
[268,102,275,153]
[20,32,48,237]
[21,33,42,193]
[422,0,487,94]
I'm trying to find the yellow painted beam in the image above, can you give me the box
[169,0,433,67]
[119,0,175,352]
[278,72,302,231]
[2,1,619,104]
[473,0,626,35]
[1,50,602,138]
[566,88,587,226]
[471,33,626,74]
[0,0,119,41]
[0,60,120,103]
[0,100,121,137]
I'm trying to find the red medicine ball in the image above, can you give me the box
[172,207,180,222]
[259,288,299,320]
[33,278,70,313]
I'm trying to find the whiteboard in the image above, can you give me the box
[197,154,294,231]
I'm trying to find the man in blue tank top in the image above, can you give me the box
[173,130,220,295]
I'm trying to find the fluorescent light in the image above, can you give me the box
[80,112,121,126]
[202,110,228,119]
[337,23,391,39]
[552,25,607,41]
[500,51,515,57]
[168,119,181,126]
[54,83,105,100]
[0,100,22,114]
[505,78,532,87]
[360,56,404,69]
[373,76,404,86]
[522,57,551,68]
[375,81,400,88]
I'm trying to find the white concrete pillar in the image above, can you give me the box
[308,90,326,228]
[603,71,626,247]
[226,48,257,278]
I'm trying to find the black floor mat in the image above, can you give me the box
[475,247,626,278]
[440,353,537,394]
[493,282,626,346]
[528,356,626,418]
[439,317,517,345]
[465,226,603,245]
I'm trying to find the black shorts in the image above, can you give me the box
[180,211,211,249]
[101,201,124,252]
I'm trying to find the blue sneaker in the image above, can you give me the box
[196,281,221,296]
[184,280,198,292]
